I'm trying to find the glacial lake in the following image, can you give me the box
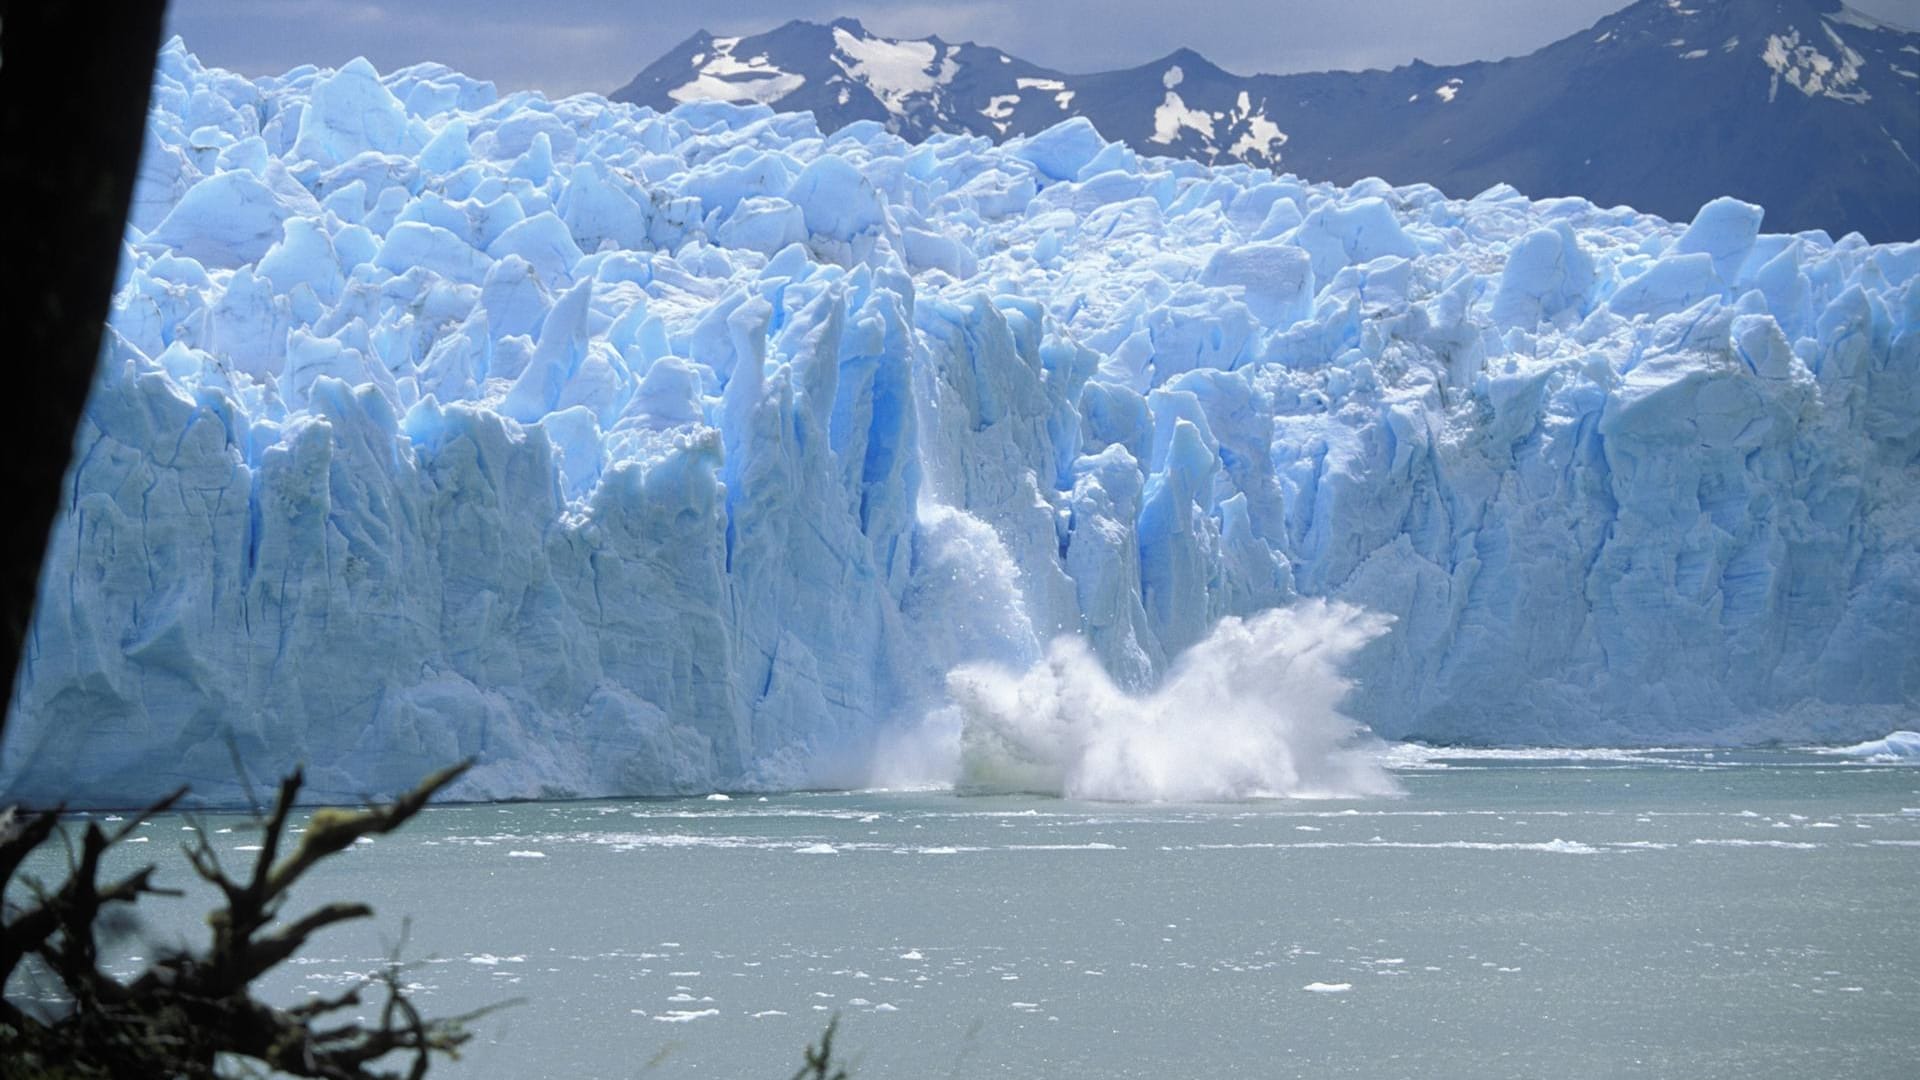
[24,749,1920,1079]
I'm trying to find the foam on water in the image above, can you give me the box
[1171,840,1603,853]
[1381,745,1695,767]
[878,601,1401,801]
[1825,731,1920,761]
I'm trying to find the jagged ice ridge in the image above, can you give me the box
[4,42,1917,804]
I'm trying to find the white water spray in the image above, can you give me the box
[872,600,1402,801]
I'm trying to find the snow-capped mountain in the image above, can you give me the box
[611,0,1920,240]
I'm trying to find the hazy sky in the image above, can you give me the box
[166,0,1920,97]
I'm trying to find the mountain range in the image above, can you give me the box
[611,0,1920,240]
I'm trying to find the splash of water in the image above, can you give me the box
[871,600,1402,802]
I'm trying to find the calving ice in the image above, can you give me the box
[3,41,1916,807]
[936,602,1404,802]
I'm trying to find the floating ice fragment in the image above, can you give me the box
[1829,732,1920,761]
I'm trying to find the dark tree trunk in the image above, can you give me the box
[0,1,169,741]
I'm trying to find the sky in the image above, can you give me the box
[165,0,1920,98]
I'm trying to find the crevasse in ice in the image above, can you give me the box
[4,42,1916,803]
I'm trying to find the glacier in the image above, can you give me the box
[3,41,1917,805]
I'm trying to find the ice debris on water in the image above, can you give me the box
[4,40,1918,807]
[1828,730,1920,760]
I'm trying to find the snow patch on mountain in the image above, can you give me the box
[1150,76,1216,150]
[669,37,805,104]
[832,27,943,115]
[1226,91,1287,162]
[981,94,1022,134]
[1763,25,1870,103]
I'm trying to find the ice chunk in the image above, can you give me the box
[417,117,471,174]
[1673,196,1764,284]
[558,161,651,252]
[1491,224,1594,326]
[715,196,807,255]
[1829,732,1920,760]
[1011,117,1105,183]
[787,156,886,240]
[1607,252,1720,319]
[1289,197,1417,281]
[291,57,417,168]
[1200,241,1314,328]
[487,211,584,287]
[146,170,318,268]
[376,221,492,285]
[502,277,593,422]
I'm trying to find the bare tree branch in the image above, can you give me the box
[3,761,488,1079]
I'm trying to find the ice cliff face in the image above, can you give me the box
[4,42,1916,805]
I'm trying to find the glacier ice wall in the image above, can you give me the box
[4,42,1917,804]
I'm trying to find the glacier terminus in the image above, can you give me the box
[3,41,1916,806]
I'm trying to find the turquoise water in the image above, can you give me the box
[18,749,1920,1078]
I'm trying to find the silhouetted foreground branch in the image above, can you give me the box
[789,1016,851,1080]
[0,761,499,1079]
